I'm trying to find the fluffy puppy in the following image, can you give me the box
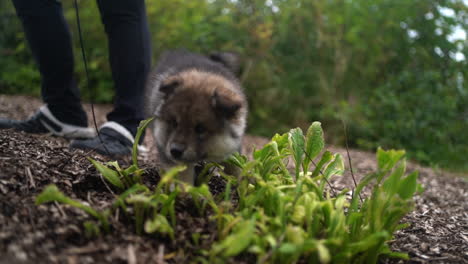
[145,50,247,184]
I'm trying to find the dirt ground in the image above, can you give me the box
[0,95,467,263]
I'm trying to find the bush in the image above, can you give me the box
[350,70,468,171]
[37,121,421,263]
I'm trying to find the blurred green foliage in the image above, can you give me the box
[0,0,467,171]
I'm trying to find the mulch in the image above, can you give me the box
[0,95,467,263]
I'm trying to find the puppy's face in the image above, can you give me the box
[153,70,246,164]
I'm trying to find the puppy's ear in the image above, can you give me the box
[209,52,241,76]
[159,78,181,98]
[211,88,243,119]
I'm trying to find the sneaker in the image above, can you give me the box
[0,105,95,139]
[69,121,147,157]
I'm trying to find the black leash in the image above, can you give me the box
[73,0,111,156]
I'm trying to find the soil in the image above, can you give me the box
[0,95,467,264]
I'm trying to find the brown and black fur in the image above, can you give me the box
[145,50,247,184]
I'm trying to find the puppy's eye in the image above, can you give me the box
[195,123,206,134]
[169,118,178,128]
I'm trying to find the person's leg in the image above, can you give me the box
[69,0,150,155]
[11,0,88,127]
[96,0,151,136]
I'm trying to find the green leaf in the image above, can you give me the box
[157,165,187,188]
[348,231,388,254]
[311,151,333,178]
[267,141,293,181]
[383,159,406,195]
[323,154,345,180]
[350,172,376,211]
[226,152,247,168]
[224,180,232,202]
[132,117,155,167]
[35,185,106,227]
[36,185,95,215]
[278,243,298,254]
[88,158,124,190]
[317,241,331,264]
[253,144,273,160]
[145,214,174,239]
[187,184,212,198]
[213,218,256,257]
[377,148,405,173]
[107,161,122,172]
[126,193,152,204]
[383,251,410,260]
[303,122,324,171]
[288,127,305,179]
[36,185,66,204]
[286,225,305,245]
[395,223,410,231]
[397,171,418,199]
[291,205,306,224]
[113,184,149,210]
[123,164,138,176]
[271,132,290,152]
[83,221,101,238]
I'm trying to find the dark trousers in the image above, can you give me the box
[11,0,151,136]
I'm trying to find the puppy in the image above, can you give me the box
[145,50,247,184]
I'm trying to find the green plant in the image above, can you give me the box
[205,122,420,263]
[35,185,110,233]
[36,120,421,263]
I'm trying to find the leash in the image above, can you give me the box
[73,0,111,156]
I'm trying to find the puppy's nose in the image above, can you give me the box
[170,143,185,160]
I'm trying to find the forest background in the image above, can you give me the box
[0,0,466,172]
